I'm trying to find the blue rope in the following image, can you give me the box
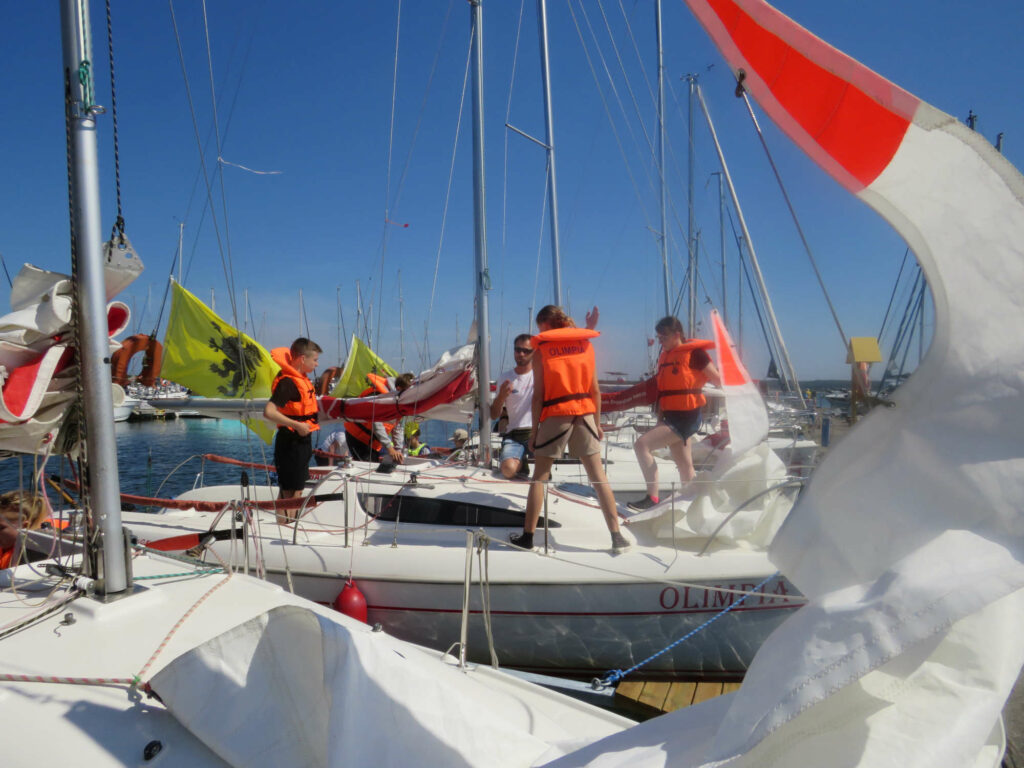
[594,571,780,689]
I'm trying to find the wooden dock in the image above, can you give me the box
[615,679,742,719]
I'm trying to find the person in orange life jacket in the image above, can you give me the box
[344,372,414,463]
[509,305,630,554]
[490,309,600,481]
[0,491,50,569]
[264,338,322,522]
[628,316,721,512]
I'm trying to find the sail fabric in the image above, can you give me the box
[710,309,767,458]
[320,342,476,424]
[0,266,129,454]
[152,605,621,767]
[161,281,278,443]
[552,1,1024,766]
[330,335,398,398]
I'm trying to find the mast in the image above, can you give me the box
[655,0,670,315]
[714,171,726,328]
[686,74,698,333]
[61,0,129,594]
[696,83,804,405]
[470,0,492,463]
[536,0,563,305]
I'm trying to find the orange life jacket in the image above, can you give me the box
[531,328,600,420]
[656,339,715,411]
[344,374,395,450]
[270,348,320,433]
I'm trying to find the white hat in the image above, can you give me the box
[451,428,469,441]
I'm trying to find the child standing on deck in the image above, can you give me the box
[264,338,322,523]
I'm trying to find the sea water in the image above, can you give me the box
[0,417,464,502]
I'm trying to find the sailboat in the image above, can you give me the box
[0,3,642,765]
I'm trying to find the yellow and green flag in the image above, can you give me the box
[331,335,397,397]
[161,280,279,442]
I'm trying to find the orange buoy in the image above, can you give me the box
[333,579,367,623]
[110,333,163,387]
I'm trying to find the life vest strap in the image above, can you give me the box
[541,392,591,408]
[657,388,703,398]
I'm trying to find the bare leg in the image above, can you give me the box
[667,437,696,486]
[633,423,681,499]
[499,457,522,479]
[522,456,555,533]
[277,488,301,525]
[578,452,621,534]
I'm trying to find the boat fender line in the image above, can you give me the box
[201,452,334,478]
[333,579,367,623]
[60,478,343,515]
[110,333,163,387]
[591,571,779,690]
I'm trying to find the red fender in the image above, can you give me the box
[333,579,367,623]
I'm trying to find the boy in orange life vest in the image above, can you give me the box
[510,305,630,554]
[264,338,322,520]
[628,316,721,511]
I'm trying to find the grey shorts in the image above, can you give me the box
[533,413,601,458]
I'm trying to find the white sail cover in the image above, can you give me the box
[151,605,622,768]
[550,1,1024,766]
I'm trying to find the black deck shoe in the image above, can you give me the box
[626,495,657,512]
[509,531,535,550]
[610,531,631,554]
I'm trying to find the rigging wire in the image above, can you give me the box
[423,25,475,364]
[877,247,912,341]
[103,0,126,240]
[738,89,848,349]
[373,0,404,355]
[499,0,528,344]
[565,0,657,245]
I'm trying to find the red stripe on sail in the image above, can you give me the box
[690,0,919,190]
[319,369,474,422]
[712,311,747,387]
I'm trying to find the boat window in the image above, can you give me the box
[359,493,561,528]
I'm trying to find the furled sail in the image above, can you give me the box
[0,265,130,455]
[550,1,1024,766]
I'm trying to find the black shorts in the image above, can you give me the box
[661,408,703,441]
[274,429,313,491]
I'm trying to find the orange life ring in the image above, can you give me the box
[110,334,163,387]
[318,366,343,395]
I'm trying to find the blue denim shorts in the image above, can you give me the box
[499,430,530,463]
[662,408,703,441]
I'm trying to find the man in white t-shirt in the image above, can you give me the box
[490,334,535,479]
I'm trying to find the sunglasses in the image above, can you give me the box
[514,347,533,354]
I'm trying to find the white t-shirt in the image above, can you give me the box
[495,368,534,431]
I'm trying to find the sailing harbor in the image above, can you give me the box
[2,1,1023,766]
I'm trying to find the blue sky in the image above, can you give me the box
[1,1,1022,381]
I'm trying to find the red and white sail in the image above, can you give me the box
[710,309,767,457]
[552,2,1024,767]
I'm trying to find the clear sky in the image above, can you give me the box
[2,1,1022,381]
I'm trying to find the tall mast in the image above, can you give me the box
[470,0,492,463]
[655,0,670,315]
[714,171,726,328]
[536,0,563,305]
[61,0,129,594]
[686,74,698,334]
[696,83,804,404]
